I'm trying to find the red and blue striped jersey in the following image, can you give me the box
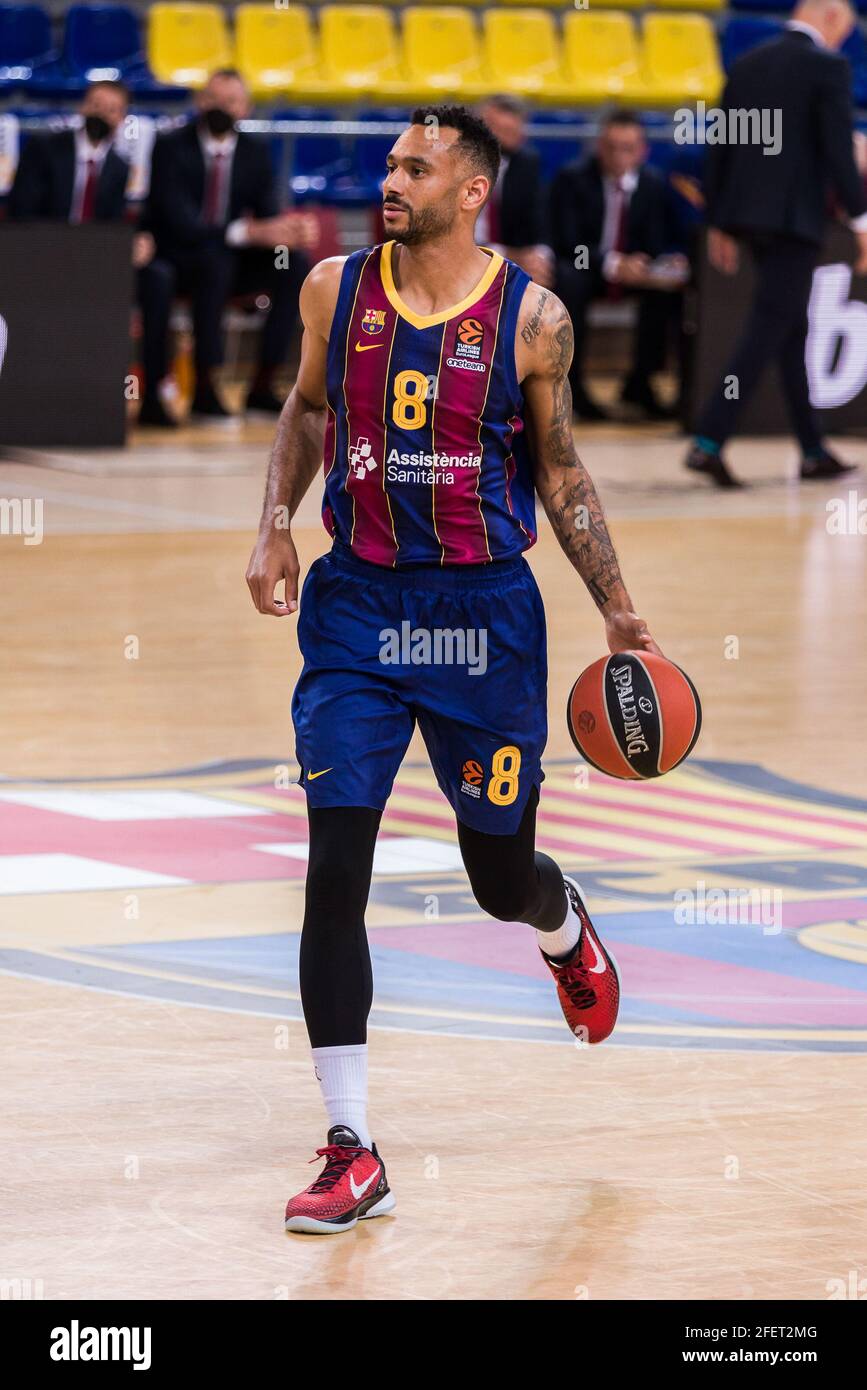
[321,241,536,568]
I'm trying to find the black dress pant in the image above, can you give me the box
[696,233,821,453]
[138,245,309,389]
[555,258,678,402]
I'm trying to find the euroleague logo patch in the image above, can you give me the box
[460,758,484,799]
[448,317,487,374]
[457,318,484,347]
[361,307,386,336]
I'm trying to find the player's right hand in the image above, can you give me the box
[245,530,300,617]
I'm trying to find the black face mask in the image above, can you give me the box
[84,114,112,144]
[202,108,234,137]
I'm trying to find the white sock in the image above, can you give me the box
[536,886,583,963]
[310,1044,371,1149]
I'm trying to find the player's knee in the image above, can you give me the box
[469,872,540,925]
[305,856,370,920]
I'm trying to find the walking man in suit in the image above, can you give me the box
[687,0,867,486]
[138,69,313,426]
[551,109,686,422]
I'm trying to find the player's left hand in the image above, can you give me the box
[604,610,663,656]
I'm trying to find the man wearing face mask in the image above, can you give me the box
[9,80,136,228]
[138,69,313,427]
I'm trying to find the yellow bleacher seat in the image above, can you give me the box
[384,8,491,102]
[482,9,573,103]
[317,6,403,101]
[654,0,724,10]
[148,3,232,88]
[234,5,323,99]
[578,0,643,9]
[641,13,724,105]
[562,12,645,105]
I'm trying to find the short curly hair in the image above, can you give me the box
[410,104,501,188]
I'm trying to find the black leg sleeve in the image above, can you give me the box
[299,805,381,1048]
[456,787,568,933]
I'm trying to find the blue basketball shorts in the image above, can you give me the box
[291,542,548,835]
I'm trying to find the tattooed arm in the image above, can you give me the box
[517,284,661,655]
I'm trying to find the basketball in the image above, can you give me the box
[567,651,702,780]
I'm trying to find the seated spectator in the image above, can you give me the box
[550,109,686,422]
[8,79,151,270]
[476,95,553,288]
[138,69,314,427]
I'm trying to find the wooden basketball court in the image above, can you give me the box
[2,414,866,1301]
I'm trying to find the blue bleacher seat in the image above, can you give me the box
[353,108,406,201]
[722,16,783,71]
[285,124,369,206]
[0,3,61,88]
[63,4,179,96]
[529,110,584,180]
[843,23,867,108]
[289,128,346,202]
[283,112,394,207]
[729,0,793,11]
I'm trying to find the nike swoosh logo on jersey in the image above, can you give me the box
[306,768,333,780]
[349,1166,381,1200]
[355,342,384,352]
[584,933,607,975]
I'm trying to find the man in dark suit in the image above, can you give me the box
[688,0,867,485]
[477,95,553,289]
[551,109,686,421]
[139,69,313,426]
[9,79,131,224]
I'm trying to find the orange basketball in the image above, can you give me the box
[567,651,701,780]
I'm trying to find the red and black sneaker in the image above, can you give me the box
[540,877,621,1044]
[284,1125,395,1235]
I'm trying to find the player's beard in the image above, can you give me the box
[386,201,456,246]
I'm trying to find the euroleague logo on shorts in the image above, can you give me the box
[460,758,484,799]
[447,317,487,374]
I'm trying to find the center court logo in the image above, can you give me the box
[379,621,488,675]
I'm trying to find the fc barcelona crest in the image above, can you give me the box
[362,308,387,336]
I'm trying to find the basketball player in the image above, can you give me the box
[246,106,660,1234]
